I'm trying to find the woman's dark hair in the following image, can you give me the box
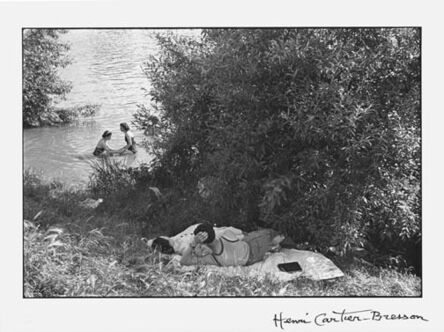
[102,130,112,138]
[194,223,216,244]
[120,122,130,131]
[151,237,174,254]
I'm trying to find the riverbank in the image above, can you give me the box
[23,171,421,297]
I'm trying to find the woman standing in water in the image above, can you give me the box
[93,130,119,156]
[118,122,137,154]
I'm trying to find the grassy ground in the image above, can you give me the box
[23,172,421,297]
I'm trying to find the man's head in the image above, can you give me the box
[193,223,215,244]
[151,237,174,254]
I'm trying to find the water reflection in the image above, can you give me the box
[23,29,161,185]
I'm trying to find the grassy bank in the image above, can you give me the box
[23,170,421,297]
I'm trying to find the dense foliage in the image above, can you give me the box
[23,29,71,126]
[23,29,98,127]
[135,28,420,270]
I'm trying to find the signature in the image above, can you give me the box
[273,310,428,329]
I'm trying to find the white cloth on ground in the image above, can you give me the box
[172,248,344,281]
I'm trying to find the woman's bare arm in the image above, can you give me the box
[104,141,118,154]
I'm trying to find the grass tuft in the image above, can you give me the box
[23,170,421,297]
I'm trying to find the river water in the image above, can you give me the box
[24,29,198,186]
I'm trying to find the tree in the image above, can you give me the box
[137,28,421,268]
[23,29,72,127]
[23,29,99,127]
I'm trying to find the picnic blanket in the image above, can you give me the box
[147,224,343,281]
[171,248,344,281]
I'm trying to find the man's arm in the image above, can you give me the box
[180,243,217,266]
[180,248,216,265]
[180,243,198,265]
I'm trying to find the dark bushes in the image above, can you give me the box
[134,28,420,271]
[87,158,236,237]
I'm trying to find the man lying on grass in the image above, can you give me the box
[148,224,244,255]
[180,223,285,267]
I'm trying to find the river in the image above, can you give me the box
[24,29,198,186]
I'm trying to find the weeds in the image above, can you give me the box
[23,169,421,297]
[88,158,133,197]
[24,218,421,297]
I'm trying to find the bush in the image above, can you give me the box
[23,29,99,127]
[55,104,100,123]
[23,29,72,127]
[87,158,169,228]
[135,28,421,269]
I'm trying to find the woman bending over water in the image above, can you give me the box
[93,130,119,156]
[118,122,137,154]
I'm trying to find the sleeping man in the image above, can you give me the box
[146,224,244,256]
[180,223,285,267]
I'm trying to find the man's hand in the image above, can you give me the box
[194,231,208,244]
[181,233,213,265]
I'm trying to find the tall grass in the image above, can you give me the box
[88,158,134,196]
[86,159,220,237]
[24,219,141,297]
[23,168,421,297]
[24,218,421,297]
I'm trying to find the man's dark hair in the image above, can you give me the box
[151,237,174,254]
[193,223,215,244]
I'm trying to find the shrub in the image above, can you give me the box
[23,29,100,127]
[135,28,420,269]
[87,158,169,228]
[23,29,72,127]
[55,104,100,123]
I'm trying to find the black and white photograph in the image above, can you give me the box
[22,27,421,297]
[1,1,443,331]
